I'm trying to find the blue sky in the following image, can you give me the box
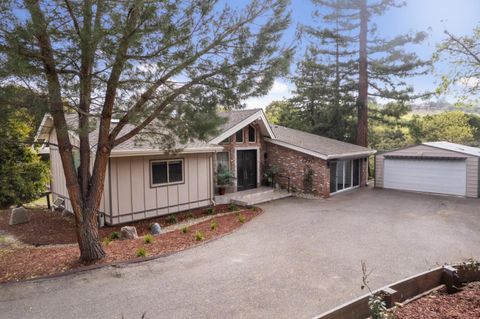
[244,0,480,108]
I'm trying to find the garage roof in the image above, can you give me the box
[423,142,480,158]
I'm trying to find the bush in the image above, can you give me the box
[165,215,177,225]
[181,226,189,234]
[206,207,215,215]
[143,234,154,244]
[109,231,120,240]
[188,212,194,219]
[210,220,217,230]
[136,247,147,257]
[216,166,235,186]
[228,203,238,211]
[102,237,112,246]
[195,231,204,241]
[238,214,246,223]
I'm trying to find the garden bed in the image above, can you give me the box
[396,282,480,318]
[0,205,260,283]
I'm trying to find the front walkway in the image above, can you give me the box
[1,187,479,319]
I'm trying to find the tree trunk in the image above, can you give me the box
[356,0,368,147]
[75,207,105,262]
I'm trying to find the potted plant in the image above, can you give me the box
[216,166,235,195]
[263,164,280,187]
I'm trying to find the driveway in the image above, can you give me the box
[1,187,480,319]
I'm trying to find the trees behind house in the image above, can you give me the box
[0,0,292,261]
[290,0,429,146]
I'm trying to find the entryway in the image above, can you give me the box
[237,149,257,191]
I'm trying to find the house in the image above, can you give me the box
[375,141,480,197]
[36,109,375,225]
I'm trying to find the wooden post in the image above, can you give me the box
[381,287,399,308]
[443,265,461,294]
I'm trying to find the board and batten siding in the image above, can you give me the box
[107,153,213,225]
[48,129,109,213]
[375,144,479,198]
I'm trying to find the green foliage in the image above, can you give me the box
[165,215,177,225]
[102,237,112,246]
[181,226,189,234]
[195,231,204,241]
[228,203,238,212]
[206,207,215,215]
[419,111,477,144]
[143,234,154,244]
[263,165,280,185]
[303,166,314,194]
[0,105,49,208]
[210,220,217,231]
[216,166,235,186]
[109,231,120,240]
[136,248,147,258]
[238,214,246,223]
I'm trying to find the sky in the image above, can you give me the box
[243,0,480,109]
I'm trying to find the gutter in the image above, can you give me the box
[109,146,224,158]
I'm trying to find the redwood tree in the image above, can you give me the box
[0,0,292,261]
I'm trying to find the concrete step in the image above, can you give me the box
[231,190,292,206]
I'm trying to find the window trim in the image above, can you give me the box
[150,158,185,188]
[235,129,244,143]
[248,125,256,142]
[216,151,230,171]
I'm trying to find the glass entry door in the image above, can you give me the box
[330,159,361,194]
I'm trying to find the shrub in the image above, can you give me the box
[136,247,147,257]
[210,220,217,230]
[228,203,238,211]
[188,212,194,219]
[251,206,258,212]
[206,207,215,215]
[165,215,177,225]
[181,226,189,234]
[216,166,235,186]
[144,234,154,244]
[102,237,112,246]
[195,231,204,241]
[238,214,246,223]
[109,231,120,240]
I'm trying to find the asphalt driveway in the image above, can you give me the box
[1,187,480,319]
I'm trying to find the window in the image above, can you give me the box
[216,152,229,171]
[248,125,256,142]
[329,159,361,193]
[151,159,184,186]
[235,129,244,143]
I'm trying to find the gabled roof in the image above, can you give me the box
[265,125,375,160]
[209,108,275,144]
[423,141,480,157]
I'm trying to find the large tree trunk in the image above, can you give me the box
[75,207,105,262]
[356,0,368,147]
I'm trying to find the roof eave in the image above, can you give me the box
[109,146,223,158]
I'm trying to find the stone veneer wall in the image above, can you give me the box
[266,143,330,197]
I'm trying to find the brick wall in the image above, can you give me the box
[266,143,330,197]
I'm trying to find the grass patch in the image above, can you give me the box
[206,207,215,215]
[195,231,204,241]
[102,237,112,246]
[165,215,177,225]
[143,234,154,244]
[228,203,238,212]
[181,226,189,234]
[210,220,217,231]
[238,214,246,223]
[136,247,147,257]
[109,231,120,240]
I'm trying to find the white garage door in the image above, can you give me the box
[384,158,466,196]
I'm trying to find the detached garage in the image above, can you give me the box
[375,142,480,198]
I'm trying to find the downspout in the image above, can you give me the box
[108,157,113,225]
[209,153,217,206]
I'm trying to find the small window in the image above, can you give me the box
[151,159,184,186]
[248,125,256,142]
[235,129,244,143]
[216,152,229,170]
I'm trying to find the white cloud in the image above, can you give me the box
[243,79,293,109]
[457,77,480,88]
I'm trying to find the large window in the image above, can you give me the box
[151,159,184,187]
[329,159,361,193]
[216,152,229,170]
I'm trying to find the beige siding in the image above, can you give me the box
[49,129,109,214]
[107,153,213,225]
[375,144,479,197]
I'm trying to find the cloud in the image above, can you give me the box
[243,79,293,109]
[457,77,480,88]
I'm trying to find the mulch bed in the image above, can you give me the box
[0,204,236,246]
[396,282,480,318]
[0,206,260,283]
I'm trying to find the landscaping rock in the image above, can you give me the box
[150,223,161,235]
[9,207,29,225]
[121,226,138,239]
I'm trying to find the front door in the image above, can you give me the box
[237,150,257,191]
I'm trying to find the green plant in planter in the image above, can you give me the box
[144,234,154,244]
[165,215,177,225]
[109,231,120,240]
[181,226,189,234]
[136,247,147,257]
[216,166,235,195]
[195,230,204,241]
